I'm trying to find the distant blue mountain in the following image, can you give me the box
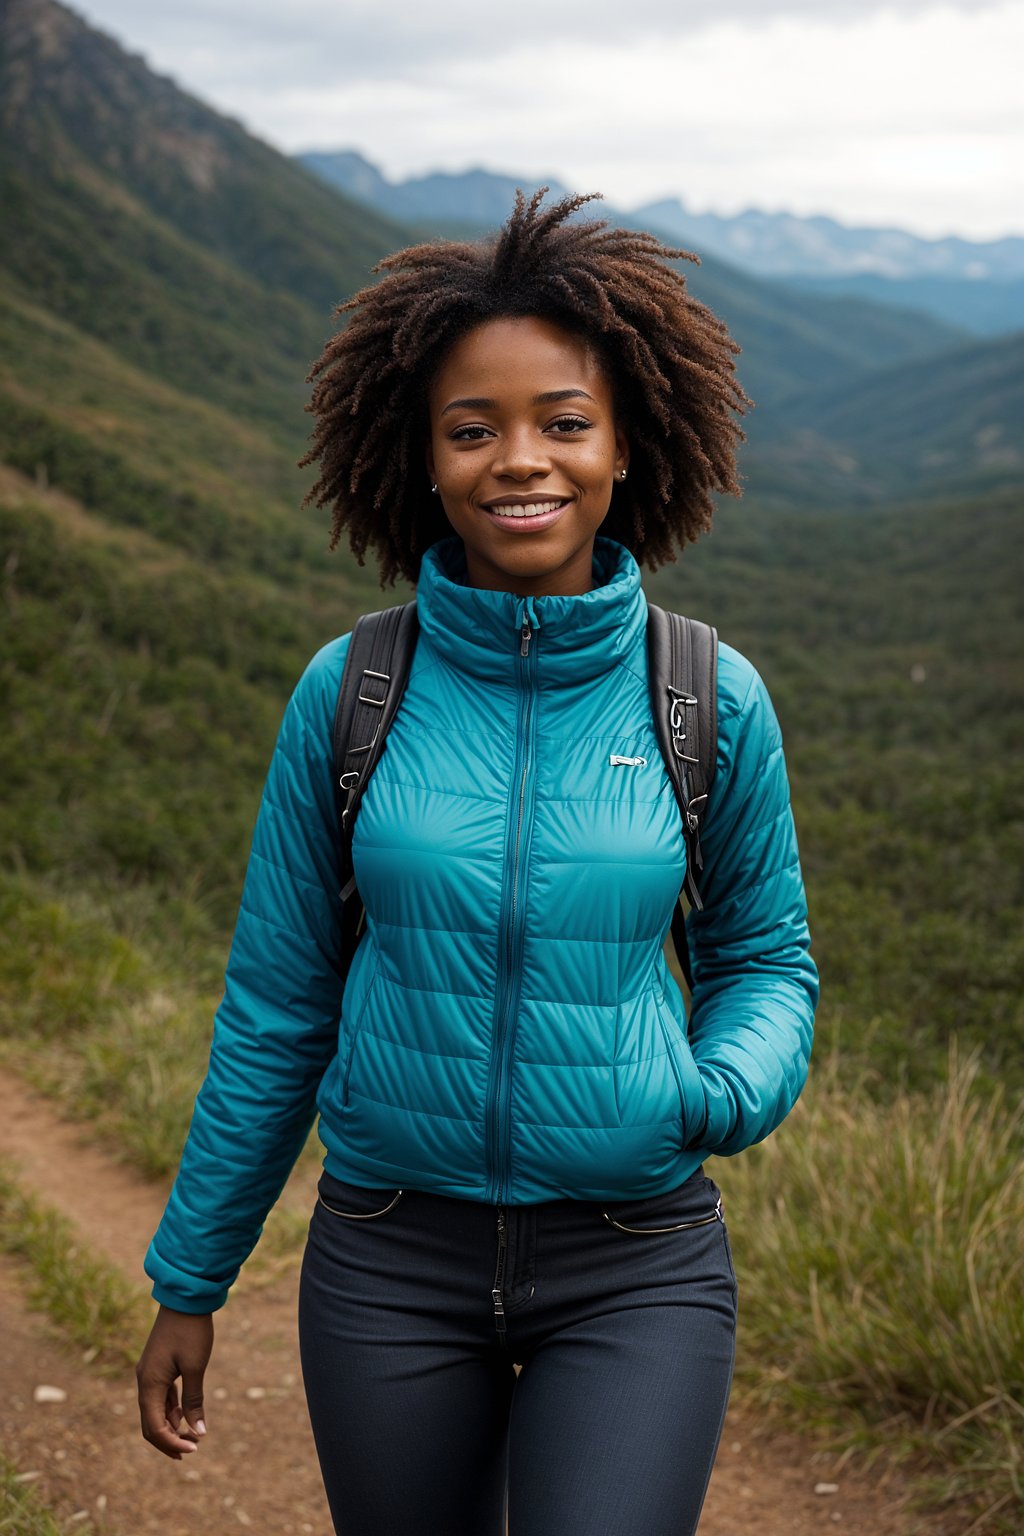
[299,149,571,232]
[635,199,1024,338]
[634,198,1024,282]
[298,151,1023,338]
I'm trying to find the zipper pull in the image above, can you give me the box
[517,597,539,658]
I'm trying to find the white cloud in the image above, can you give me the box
[70,0,1024,239]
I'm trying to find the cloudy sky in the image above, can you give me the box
[70,0,1022,241]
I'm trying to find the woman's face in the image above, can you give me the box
[425,314,629,597]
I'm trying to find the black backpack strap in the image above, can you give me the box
[332,601,418,978]
[646,604,718,987]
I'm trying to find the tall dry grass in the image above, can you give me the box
[722,1046,1023,1530]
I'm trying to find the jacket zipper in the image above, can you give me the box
[485,599,539,1205]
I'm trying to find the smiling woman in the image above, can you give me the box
[427,315,629,594]
[135,189,818,1536]
[298,187,751,586]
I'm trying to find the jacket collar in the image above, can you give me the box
[414,536,649,687]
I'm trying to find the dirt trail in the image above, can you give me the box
[0,1068,929,1535]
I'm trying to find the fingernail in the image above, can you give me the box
[196,1420,207,1436]
[182,1443,198,1453]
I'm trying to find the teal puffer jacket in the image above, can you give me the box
[145,537,818,1313]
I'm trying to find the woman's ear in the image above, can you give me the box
[425,441,436,487]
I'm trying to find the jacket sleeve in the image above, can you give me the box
[144,635,350,1313]
[686,645,819,1158]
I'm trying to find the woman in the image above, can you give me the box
[136,189,818,1536]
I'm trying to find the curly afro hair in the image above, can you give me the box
[300,188,753,587]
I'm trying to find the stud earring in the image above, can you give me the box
[620,470,627,481]
[430,483,438,494]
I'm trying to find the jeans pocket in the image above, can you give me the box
[316,1173,405,1221]
[598,1170,723,1235]
[704,1176,738,1286]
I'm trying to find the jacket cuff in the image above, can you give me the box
[145,1240,233,1315]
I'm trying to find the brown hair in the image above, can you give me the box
[301,188,753,587]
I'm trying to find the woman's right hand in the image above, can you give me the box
[136,1305,215,1458]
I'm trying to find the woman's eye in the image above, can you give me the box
[450,424,493,441]
[449,416,592,441]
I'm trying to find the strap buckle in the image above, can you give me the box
[358,669,390,707]
[668,686,699,764]
[685,794,708,834]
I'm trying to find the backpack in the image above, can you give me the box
[331,601,717,992]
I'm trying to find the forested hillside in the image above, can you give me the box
[1,0,1022,1528]
[0,0,406,436]
[748,330,1024,505]
[650,493,1023,1089]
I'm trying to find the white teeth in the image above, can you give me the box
[488,501,564,518]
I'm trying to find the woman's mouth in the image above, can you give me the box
[480,498,571,531]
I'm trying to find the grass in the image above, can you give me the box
[0,872,328,1192]
[0,1458,85,1536]
[719,1046,1024,1532]
[0,1164,150,1374]
[0,873,220,1179]
[2,883,1022,1527]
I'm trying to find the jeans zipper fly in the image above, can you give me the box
[492,1206,508,1343]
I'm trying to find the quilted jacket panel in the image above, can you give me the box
[144,537,818,1312]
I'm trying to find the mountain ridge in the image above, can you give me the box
[303,149,1023,335]
[2,0,1021,522]
[294,153,973,423]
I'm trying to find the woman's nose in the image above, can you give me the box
[489,429,552,480]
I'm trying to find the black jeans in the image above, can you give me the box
[298,1166,737,1536]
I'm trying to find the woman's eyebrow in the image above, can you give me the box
[440,388,596,416]
[440,397,495,415]
[534,389,596,405]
